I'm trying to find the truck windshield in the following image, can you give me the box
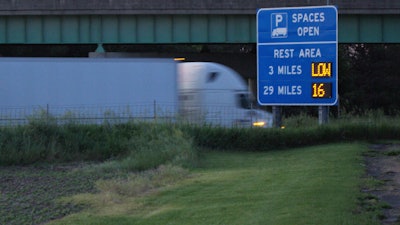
[237,93,254,109]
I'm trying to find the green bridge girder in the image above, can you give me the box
[0,14,399,44]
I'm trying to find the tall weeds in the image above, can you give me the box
[0,121,196,169]
[1,112,399,166]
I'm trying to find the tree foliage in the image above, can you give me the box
[339,44,400,115]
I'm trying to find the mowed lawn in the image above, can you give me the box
[51,143,377,225]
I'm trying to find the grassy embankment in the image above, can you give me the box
[0,112,399,224]
[49,143,380,225]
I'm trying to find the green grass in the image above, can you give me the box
[49,143,380,225]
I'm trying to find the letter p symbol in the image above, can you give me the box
[275,14,283,27]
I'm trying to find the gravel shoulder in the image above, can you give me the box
[365,143,400,224]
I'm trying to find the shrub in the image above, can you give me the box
[184,114,400,151]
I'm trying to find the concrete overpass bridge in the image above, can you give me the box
[0,0,399,45]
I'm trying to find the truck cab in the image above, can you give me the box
[178,62,273,128]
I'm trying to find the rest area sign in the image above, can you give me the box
[257,6,338,106]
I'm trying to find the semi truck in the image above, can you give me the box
[0,57,272,127]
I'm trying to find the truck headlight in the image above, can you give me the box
[252,121,266,127]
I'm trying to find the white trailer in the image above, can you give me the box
[0,57,178,123]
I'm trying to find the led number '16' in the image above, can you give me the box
[312,83,326,98]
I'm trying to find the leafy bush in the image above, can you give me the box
[184,113,400,151]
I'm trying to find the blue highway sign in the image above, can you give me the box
[257,6,338,105]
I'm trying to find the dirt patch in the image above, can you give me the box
[365,143,400,224]
[0,163,102,225]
